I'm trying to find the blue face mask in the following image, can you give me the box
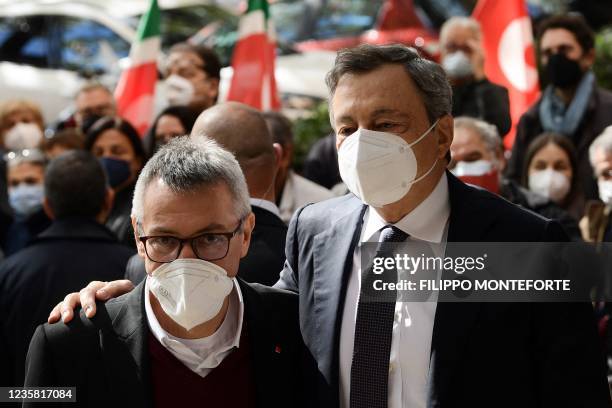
[9,184,44,217]
[99,157,131,189]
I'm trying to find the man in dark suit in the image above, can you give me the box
[125,102,286,287]
[0,151,134,388]
[273,44,609,408]
[46,44,611,407]
[25,138,301,407]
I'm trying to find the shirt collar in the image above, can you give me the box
[361,172,450,243]
[250,197,280,217]
[144,277,244,371]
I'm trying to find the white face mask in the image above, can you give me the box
[442,51,473,79]
[165,74,195,106]
[4,122,43,150]
[598,180,612,205]
[148,258,234,331]
[337,120,439,207]
[528,168,570,203]
[451,159,493,177]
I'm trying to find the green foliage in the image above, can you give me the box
[292,102,333,173]
[594,26,612,91]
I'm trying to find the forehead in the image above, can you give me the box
[142,178,238,234]
[77,88,112,103]
[94,129,129,147]
[452,126,487,150]
[540,28,581,50]
[168,50,204,67]
[593,148,612,166]
[442,24,477,45]
[8,162,44,178]
[331,64,428,123]
[533,143,569,161]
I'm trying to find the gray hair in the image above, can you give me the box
[440,17,482,44]
[131,136,250,223]
[589,126,612,166]
[454,116,501,154]
[325,44,452,123]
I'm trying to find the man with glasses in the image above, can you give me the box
[73,82,116,132]
[23,137,302,408]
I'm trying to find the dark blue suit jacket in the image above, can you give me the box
[276,172,610,408]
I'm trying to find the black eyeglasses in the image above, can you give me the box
[139,218,244,263]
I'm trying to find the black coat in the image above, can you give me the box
[452,78,512,137]
[0,217,135,387]
[302,133,341,190]
[506,85,612,201]
[24,279,303,408]
[276,172,610,408]
[106,182,136,248]
[125,204,287,287]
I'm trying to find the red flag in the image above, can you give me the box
[473,0,539,149]
[227,0,280,110]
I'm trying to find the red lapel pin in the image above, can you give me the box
[274,345,282,354]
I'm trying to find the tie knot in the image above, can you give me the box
[379,225,408,243]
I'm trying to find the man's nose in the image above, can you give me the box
[177,241,198,259]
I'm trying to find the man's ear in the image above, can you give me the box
[437,114,454,160]
[42,197,55,220]
[240,211,256,258]
[131,216,146,259]
[273,143,283,170]
[97,188,115,223]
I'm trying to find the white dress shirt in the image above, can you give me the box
[250,197,281,217]
[339,173,450,408]
[144,277,244,378]
[279,170,335,223]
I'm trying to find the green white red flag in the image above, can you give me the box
[114,0,161,136]
[227,0,281,110]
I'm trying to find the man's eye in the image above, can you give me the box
[338,128,355,136]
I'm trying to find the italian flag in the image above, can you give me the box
[114,0,161,136]
[227,0,281,111]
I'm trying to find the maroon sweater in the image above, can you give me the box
[148,328,257,408]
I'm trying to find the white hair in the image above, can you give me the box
[454,116,501,154]
[131,136,251,224]
[440,16,482,44]
[589,126,612,167]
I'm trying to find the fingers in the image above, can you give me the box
[47,302,63,324]
[96,280,134,301]
[80,281,108,318]
[59,292,81,323]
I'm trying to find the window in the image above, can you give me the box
[0,16,50,68]
[58,17,129,75]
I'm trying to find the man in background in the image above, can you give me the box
[263,111,334,224]
[74,82,116,132]
[0,151,134,387]
[439,16,511,138]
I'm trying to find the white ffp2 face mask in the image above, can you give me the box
[148,258,234,331]
[165,74,195,106]
[337,120,439,207]
[528,168,570,203]
[4,122,43,150]
[598,180,612,205]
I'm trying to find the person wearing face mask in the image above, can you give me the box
[439,17,511,138]
[522,133,584,220]
[450,117,581,241]
[507,14,612,202]
[23,138,303,408]
[86,117,146,247]
[125,102,288,287]
[581,127,612,243]
[1,149,51,256]
[45,45,611,408]
[163,43,221,113]
[142,105,199,156]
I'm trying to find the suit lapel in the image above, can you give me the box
[106,282,153,407]
[312,200,367,391]
[428,173,487,407]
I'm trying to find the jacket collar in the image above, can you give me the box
[35,217,118,242]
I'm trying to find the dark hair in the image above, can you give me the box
[44,150,107,219]
[326,43,452,161]
[43,128,85,152]
[85,116,146,163]
[169,42,221,80]
[262,111,293,147]
[537,14,595,53]
[143,105,200,156]
[326,43,452,124]
[522,132,580,207]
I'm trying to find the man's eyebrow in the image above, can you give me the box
[371,108,407,117]
[146,223,232,236]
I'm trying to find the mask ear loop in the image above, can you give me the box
[407,118,440,148]
[406,119,441,185]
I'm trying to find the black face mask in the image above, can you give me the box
[545,53,584,89]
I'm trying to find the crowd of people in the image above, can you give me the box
[0,11,611,408]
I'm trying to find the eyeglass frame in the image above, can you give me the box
[138,217,245,263]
